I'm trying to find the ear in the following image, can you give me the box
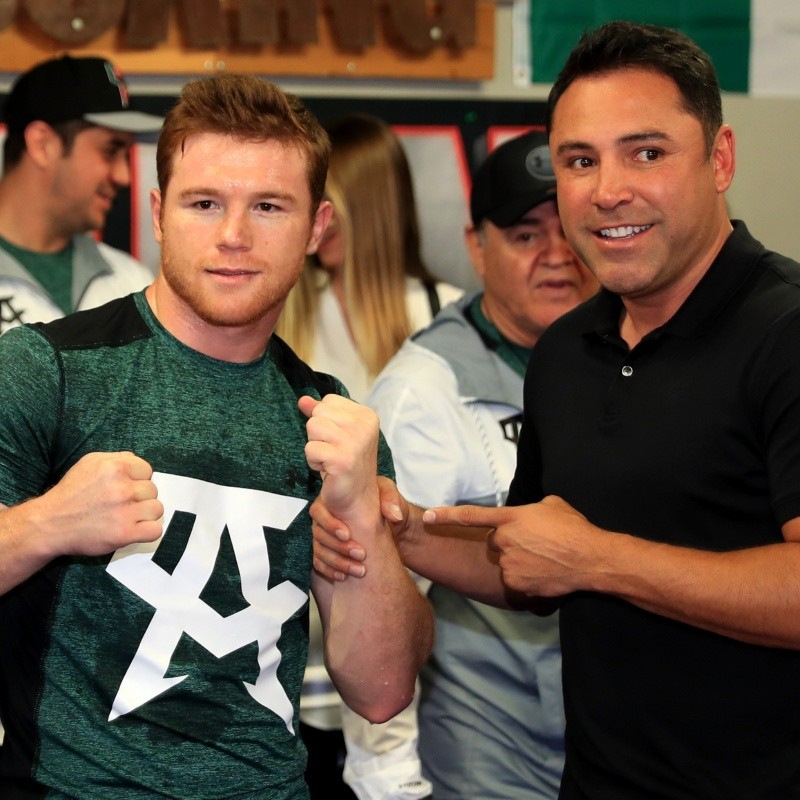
[23,121,64,169]
[464,224,487,286]
[712,124,736,194]
[150,188,163,244]
[306,199,333,255]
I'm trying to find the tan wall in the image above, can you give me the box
[723,95,800,260]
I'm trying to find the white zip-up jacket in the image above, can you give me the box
[0,234,152,334]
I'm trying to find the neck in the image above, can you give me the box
[145,280,277,364]
[481,296,538,349]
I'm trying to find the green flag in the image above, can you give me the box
[529,0,750,92]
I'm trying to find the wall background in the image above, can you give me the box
[1,1,798,282]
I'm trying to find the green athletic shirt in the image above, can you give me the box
[0,291,393,800]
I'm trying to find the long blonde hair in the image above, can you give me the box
[277,113,435,376]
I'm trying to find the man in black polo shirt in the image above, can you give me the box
[312,20,800,800]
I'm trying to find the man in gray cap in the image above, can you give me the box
[338,130,597,800]
[0,54,162,333]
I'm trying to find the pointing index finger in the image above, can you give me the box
[422,504,510,529]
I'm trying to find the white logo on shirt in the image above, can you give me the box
[105,472,308,732]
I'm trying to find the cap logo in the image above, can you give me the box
[103,61,129,109]
[526,144,555,182]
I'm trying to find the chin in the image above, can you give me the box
[198,300,278,328]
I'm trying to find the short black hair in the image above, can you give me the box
[2,119,95,171]
[546,21,723,155]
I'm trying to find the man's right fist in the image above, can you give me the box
[43,451,163,557]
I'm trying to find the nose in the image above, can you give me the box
[110,152,131,188]
[218,207,252,251]
[591,161,634,210]
[538,230,575,269]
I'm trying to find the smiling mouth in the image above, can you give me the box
[597,224,652,239]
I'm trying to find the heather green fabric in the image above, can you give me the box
[0,292,393,799]
[0,235,73,314]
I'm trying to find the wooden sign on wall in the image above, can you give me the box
[0,0,495,80]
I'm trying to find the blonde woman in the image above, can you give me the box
[278,114,461,799]
[277,113,462,402]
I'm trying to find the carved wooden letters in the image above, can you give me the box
[0,0,16,29]
[22,0,125,45]
[5,0,478,53]
[326,0,376,50]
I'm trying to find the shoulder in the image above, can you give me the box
[269,334,346,399]
[432,279,465,307]
[376,338,457,387]
[0,323,53,363]
[368,339,459,417]
[31,293,151,351]
[0,325,63,429]
[94,241,154,287]
[722,222,800,316]
[404,276,465,330]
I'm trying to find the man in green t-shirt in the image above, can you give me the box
[0,55,162,332]
[0,74,433,799]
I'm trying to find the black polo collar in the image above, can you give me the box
[582,220,765,345]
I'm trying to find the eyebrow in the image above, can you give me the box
[178,188,297,202]
[555,130,673,156]
[107,134,133,149]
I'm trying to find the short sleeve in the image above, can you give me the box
[0,326,62,505]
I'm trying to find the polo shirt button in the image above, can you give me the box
[621,365,633,377]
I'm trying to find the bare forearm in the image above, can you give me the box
[593,534,800,648]
[399,505,539,611]
[318,518,433,722]
[0,453,162,595]
[0,501,56,594]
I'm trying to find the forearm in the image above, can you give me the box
[317,515,433,723]
[0,452,162,595]
[593,533,800,648]
[398,505,528,610]
[0,500,58,595]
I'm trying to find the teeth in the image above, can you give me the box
[599,225,651,239]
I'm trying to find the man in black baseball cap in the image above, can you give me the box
[3,54,163,135]
[0,55,161,335]
[465,129,595,347]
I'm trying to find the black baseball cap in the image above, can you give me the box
[470,130,556,227]
[3,55,162,134]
